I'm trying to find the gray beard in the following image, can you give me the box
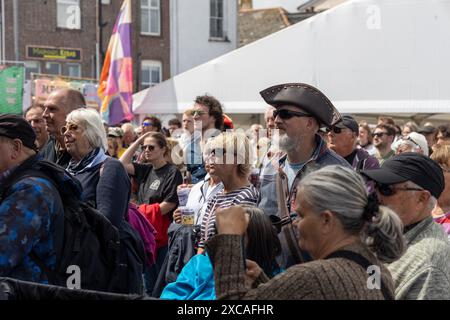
[279,134,296,153]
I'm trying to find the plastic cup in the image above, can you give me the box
[180,207,195,226]
[177,187,191,207]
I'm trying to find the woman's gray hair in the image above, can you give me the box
[66,108,107,151]
[298,165,406,263]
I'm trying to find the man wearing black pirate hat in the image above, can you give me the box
[258,83,350,268]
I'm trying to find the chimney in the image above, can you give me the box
[239,0,253,11]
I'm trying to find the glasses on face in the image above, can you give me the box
[375,183,424,197]
[273,109,311,120]
[326,127,343,134]
[60,123,79,135]
[142,144,156,151]
[142,121,154,127]
[372,132,387,138]
[401,136,420,148]
[190,110,207,117]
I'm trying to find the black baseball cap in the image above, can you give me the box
[334,115,359,134]
[418,125,436,135]
[361,152,444,198]
[0,114,37,150]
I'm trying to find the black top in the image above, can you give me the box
[344,149,358,165]
[133,162,183,209]
[40,138,71,168]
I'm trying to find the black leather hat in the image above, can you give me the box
[260,83,341,127]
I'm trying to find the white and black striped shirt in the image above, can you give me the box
[198,185,259,248]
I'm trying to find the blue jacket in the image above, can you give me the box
[0,156,66,283]
[160,253,216,300]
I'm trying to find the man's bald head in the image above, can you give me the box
[43,88,86,140]
[49,88,86,113]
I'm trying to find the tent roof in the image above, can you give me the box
[133,0,450,116]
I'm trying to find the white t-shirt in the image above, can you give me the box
[184,175,224,225]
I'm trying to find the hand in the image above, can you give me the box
[177,184,193,190]
[137,131,154,143]
[245,259,262,287]
[215,206,249,235]
[173,208,182,224]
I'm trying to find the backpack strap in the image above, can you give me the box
[275,169,304,264]
[325,250,393,300]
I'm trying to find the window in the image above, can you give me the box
[45,62,61,75]
[66,63,81,78]
[210,0,224,39]
[57,0,81,29]
[25,61,40,79]
[141,60,162,89]
[141,0,160,35]
[101,0,110,4]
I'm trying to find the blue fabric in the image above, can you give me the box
[160,253,216,300]
[0,177,63,283]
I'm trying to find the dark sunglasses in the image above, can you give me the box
[269,213,298,234]
[273,109,311,120]
[60,123,79,135]
[326,127,343,134]
[190,110,207,117]
[142,144,156,151]
[372,132,387,138]
[375,183,424,197]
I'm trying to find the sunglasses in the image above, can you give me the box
[326,127,343,134]
[372,132,388,138]
[375,183,424,197]
[142,121,154,127]
[273,109,311,120]
[190,110,207,117]
[60,123,79,135]
[142,144,156,151]
[440,165,450,173]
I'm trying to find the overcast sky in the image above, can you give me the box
[252,0,310,12]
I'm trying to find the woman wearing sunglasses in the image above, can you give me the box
[120,131,183,294]
[206,165,406,300]
[62,108,145,294]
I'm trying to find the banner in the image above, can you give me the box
[0,66,24,114]
[32,77,100,110]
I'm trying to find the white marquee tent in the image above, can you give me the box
[133,0,450,121]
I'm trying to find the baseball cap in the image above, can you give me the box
[361,152,444,198]
[334,115,359,134]
[391,132,429,156]
[0,114,37,150]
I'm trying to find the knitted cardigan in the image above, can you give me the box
[205,234,395,300]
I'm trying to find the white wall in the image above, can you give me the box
[170,0,238,76]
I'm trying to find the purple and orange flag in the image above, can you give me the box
[98,0,133,125]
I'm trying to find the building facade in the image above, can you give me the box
[0,0,171,92]
[170,0,238,76]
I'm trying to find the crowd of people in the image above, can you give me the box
[1,83,450,300]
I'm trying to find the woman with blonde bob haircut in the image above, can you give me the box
[196,131,259,251]
[206,165,406,300]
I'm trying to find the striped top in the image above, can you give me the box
[198,185,259,249]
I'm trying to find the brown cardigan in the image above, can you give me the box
[205,234,395,300]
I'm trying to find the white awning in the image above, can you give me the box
[133,0,450,116]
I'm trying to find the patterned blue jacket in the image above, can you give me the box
[0,159,64,283]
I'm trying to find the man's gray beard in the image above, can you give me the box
[279,134,296,152]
